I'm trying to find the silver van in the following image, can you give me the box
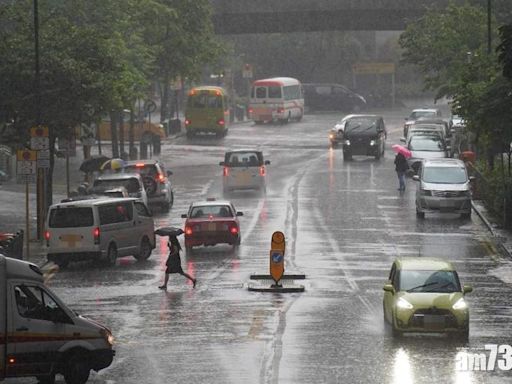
[92,173,149,207]
[46,198,155,267]
[414,159,473,219]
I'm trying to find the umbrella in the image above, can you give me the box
[155,227,184,237]
[392,144,412,159]
[79,155,110,173]
[100,158,126,172]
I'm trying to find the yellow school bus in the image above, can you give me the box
[185,86,230,138]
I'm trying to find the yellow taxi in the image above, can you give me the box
[383,258,472,339]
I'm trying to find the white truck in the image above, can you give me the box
[0,255,114,384]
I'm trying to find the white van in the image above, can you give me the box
[45,198,155,267]
[248,77,304,124]
[0,254,114,383]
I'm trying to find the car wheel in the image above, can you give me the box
[64,352,90,384]
[134,237,152,261]
[416,209,425,219]
[343,151,352,161]
[106,244,117,266]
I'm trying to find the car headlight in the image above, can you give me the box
[100,328,115,346]
[452,298,467,310]
[329,133,335,139]
[421,190,432,196]
[370,140,376,146]
[396,297,413,310]
[343,140,351,146]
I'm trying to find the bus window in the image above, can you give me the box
[207,96,222,109]
[256,87,266,99]
[268,86,282,98]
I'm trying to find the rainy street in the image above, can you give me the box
[20,109,512,384]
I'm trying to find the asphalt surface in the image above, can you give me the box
[3,107,512,384]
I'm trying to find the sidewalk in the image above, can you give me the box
[472,200,512,259]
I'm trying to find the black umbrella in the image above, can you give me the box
[155,227,184,237]
[79,155,110,173]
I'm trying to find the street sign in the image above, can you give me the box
[58,135,76,157]
[30,125,49,150]
[144,99,157,114]
[269,231,285,284]
[352,62,395,75]
[16,149,37,184]
[242,63,253,78]
[37,149,50,169]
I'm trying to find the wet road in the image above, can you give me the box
[20,110,512,383]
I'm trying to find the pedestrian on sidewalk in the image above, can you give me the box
[394,152,409,191]
[159,235,196,290]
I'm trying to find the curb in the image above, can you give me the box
[471,200,512,259]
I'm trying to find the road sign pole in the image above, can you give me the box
[25,181,30,260]
[66,151,70,197]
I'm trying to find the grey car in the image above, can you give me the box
[414,158,472,219]
[406,134,450,174]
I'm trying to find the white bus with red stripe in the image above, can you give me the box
[248,77,304,124]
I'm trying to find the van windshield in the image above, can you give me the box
[422,166,467,184]
[49,207,94,228]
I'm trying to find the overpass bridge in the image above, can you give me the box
[211,0,468,34]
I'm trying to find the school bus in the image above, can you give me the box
[185,86,230,138]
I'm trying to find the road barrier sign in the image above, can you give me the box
[16,149,37,184]
[269,231,285,284]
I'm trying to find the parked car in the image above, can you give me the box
[339,114,387,160]
[404,108,442,136]
[303,83,366,112]
[406,134,450,174]
[414,158,473,219]
[122,160,174,211]
[383,257,472,340]
[46,197,155,267]
[92,173,149,208]
[181,198,243,251]
[219,150,270,194]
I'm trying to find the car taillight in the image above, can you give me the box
[248,107,253,114]
[44,230,50,246]
[217,119,225,126]
[93,227,100,244]
[230,226,239,234]
[259,166,266,176]
[277,107,284,113]
[156,173,166,183]
[223,167,229,177]
[185,226,193,235]
[185,119,191,125]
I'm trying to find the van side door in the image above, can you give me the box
[98,202,137,257]
[8,283,74,377]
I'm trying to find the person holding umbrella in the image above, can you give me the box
[392,144,410,191]
[156,227,197,290]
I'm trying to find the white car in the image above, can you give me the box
[92,173,149,208]
[219,150,270,194]
[404,108,442,136]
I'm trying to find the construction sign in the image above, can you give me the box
[269,231,285,284]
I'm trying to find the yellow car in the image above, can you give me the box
[383,258,472,339]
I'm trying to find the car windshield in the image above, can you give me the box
[410,111,436,120]
[190,205,233,218]
[49,207,94,228]
[226,152,262,167]
[422,166,467,184]
[399,270,461,293]
[123,164,158,177]
[409,136,444,151]
[93,178,141,194]
[344,117,377,133]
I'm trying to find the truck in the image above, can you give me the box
[0,254,114,384]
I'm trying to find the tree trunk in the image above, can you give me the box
[160,75,170,123]
[118,111,125,158]
[110,111,119,158]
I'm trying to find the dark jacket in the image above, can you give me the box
[394,153,409,172]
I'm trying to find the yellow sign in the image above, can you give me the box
[30,126,49,137]
[269,231,285,284]
[16,149,37,161]
[352,62,395,75]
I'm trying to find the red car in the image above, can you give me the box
[181,199,243,250]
